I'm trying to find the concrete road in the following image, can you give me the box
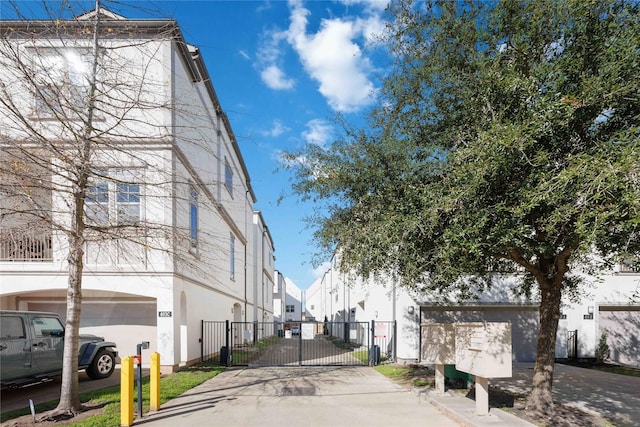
[0,369,147,414]
[492,363,640,426]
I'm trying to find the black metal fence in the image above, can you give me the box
[567,329,578,359]
[201,320,396,367]
[201,320,228,364]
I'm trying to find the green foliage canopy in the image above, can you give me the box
[285,0,639,299]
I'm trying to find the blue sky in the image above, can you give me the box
[154,0,391,290]
[3,0,392,289]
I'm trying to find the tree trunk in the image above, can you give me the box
[54,241,84,414]
[526,276,563,418]
[43,1,101,418]
[39,224,86,422]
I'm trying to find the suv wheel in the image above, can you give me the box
[86,349,115,379]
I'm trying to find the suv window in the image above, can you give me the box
[31,316,63,337]
[1,316,26,339]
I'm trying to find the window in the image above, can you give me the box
[86,181,109,225]
[1,316,25,339]
[230,234,235,280]
[224,160,233,195]
[32,48,94,116]
[85,169,141,226]
[31,316,63,337]
[286,305,295,313]
[116,183,140,225]
[189,184,198,248]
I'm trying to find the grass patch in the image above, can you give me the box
[351,349,369,364]
[1,360,225,425]
[374,364,434,388]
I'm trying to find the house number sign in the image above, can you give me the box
[158,311,172,317]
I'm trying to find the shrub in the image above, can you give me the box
[595,332,610,364]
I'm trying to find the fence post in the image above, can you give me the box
[343,322,349,343]
[200,320,204,362]
[369,320,375,366]
[393,320,398,362]
[225,319,230,366]
[253,320,258,344]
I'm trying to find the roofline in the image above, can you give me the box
[254,210,275,252]
[189,49,256,203]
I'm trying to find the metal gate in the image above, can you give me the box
[201,320,396,367]
[567,329,578,360]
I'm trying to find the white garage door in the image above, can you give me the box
[27,301,156,357]
[599,306,640,368]
[421,306,539,362]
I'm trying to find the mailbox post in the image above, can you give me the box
[454,323,512,415]
[419,323,455,393]
[136,341,150,418]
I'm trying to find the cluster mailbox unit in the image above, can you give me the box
[421,322,512,416]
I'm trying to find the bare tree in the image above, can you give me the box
[1,0,250,418]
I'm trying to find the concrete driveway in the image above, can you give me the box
[491,363,640,426]
[136,366,458,427]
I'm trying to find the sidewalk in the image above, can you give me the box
[135,366,535,427]
[426,390,535,427]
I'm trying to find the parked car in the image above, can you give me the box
[291,326,300,335]
[0,310,118,388]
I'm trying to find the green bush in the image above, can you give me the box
[595,332,610,364]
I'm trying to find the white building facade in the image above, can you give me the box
[0,10,273,373]
[308,253,640,367]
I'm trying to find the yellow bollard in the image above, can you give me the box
[121,356,134,427]
[150,352,161,411]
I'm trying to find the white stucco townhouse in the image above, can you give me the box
[0,9,273,373]
[308,253,639,367]
[251,211,275,326]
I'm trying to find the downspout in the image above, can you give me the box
[244,190,249,323]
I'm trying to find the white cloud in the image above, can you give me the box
[257,28,295,90]
[254,1,384,109]
[302,119,333,147]
[239,50,250,60]
[261,119,290,137]
[261,65,295,90]
[287,0,378,112]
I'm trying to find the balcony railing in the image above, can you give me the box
[619,261,640,273]
[0,229,53,261]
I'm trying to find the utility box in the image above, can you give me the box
[420,323,455,364]
[421,323,456,393]
[454,322,512,378]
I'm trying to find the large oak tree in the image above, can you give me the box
[284,0,639,418]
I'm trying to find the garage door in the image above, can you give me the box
[421,306,539,362]
[598,306,640,368]
[27,301,156,357]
